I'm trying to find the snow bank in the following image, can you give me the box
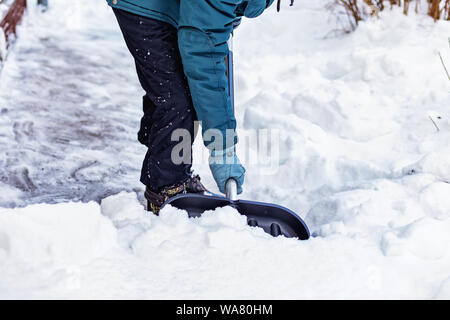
[235,0,450,259]
[0,202,117,265]
[0,192,449,299]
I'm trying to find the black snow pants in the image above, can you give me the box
[113,8,196,191]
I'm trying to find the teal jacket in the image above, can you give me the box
[107,0,274,149]
[106,0,180,28]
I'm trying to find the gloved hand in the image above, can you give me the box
[236,0,275,18]
[209,147,246,195]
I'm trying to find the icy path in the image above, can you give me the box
[0,2,146,207]
[1,1,450,299]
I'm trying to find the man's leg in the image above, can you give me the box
[137,94,155,148]
[112,8,196,191]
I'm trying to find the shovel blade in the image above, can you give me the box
[236,199,310,240]
[163,194,309,240]
[164,193,231,218]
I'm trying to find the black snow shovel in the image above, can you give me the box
[162,37,310,240]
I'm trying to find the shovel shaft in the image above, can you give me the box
[225,36,238,202]
[226,179,238,201]
[226,36,234,112]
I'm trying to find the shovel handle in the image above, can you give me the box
[225,37,237,202]
[225,179,238,201]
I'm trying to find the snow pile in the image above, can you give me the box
[0,202,117,265]
[0,192,449,299]
[0,0,449,299]
[236,0,450,261]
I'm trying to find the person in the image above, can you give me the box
[106,0,276,214]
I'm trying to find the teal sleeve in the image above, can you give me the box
[178,0,242,151]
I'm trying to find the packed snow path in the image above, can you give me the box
[0,2,146,207]
[0,1,450,299]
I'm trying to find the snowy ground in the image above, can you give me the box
[0,0,449,299]
[0,0,146,207]
[0,1,16,19]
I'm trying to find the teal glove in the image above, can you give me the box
[209,147,246,195]
[236,0,275,18]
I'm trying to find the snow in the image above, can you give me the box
[0,0,146,207]
[0,1,16,19]
[0,0,15,63]
[0,0,449,299]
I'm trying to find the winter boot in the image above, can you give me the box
[145,175,207,215]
